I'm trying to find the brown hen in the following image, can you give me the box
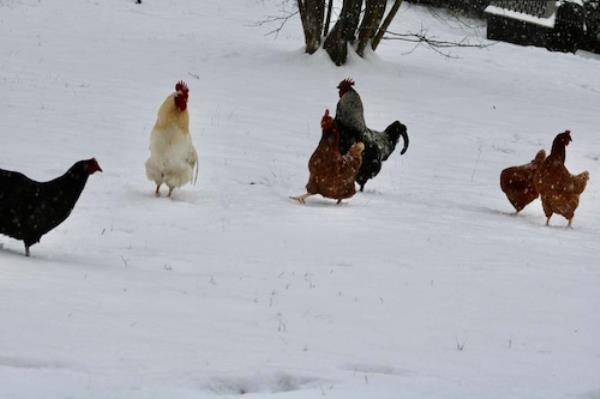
[291,110,364,204]
[500,149,546,213]
[533,130,589,227]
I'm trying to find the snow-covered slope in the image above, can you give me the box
[0,1,598,398]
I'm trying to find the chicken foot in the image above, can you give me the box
[155,184,175,199]
[546,215,575,228]
[289,193,312,204]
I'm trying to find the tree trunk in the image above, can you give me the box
[296,0,404,65]
[323,0,334,37]
[298,0,326,54]
[356,0,387,56]
[372,0,403,51]
[323,0,364,65]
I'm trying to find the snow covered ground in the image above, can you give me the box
[0,1,599,398]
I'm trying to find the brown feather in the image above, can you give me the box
[500,149,546,212]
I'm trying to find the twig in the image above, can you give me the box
[471,145,483,182]
[254,10,299,37]
[384,27,494,58]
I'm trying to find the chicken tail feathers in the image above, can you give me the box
[186,146,199,185]
[399,127,409,155]
[384,121,409,156]
[533,149,546,164]
[193,159,199,185]
[574,171,589,194]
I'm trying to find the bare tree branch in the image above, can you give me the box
[254,10,299,37]
[384,28,495,58]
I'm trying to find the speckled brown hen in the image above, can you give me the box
[290,110,364,205]
[533,130,589,227]
[500,149,546,213]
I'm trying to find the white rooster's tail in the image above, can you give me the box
[193,158,199,185]
[189,146,199,185]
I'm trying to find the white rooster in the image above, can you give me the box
[145,81,198,198]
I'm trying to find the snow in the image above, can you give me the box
[0,1,599,398]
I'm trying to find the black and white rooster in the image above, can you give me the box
[335,79,409,192]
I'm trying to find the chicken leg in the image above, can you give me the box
[167,187,174,198]
[155,184,161,197]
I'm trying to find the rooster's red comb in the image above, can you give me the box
[175,81,189,95]
[337,78,355,90]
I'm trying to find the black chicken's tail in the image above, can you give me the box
[383,121,409,158]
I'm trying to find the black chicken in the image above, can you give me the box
[0,158,102,256]
[335,79,409,192]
